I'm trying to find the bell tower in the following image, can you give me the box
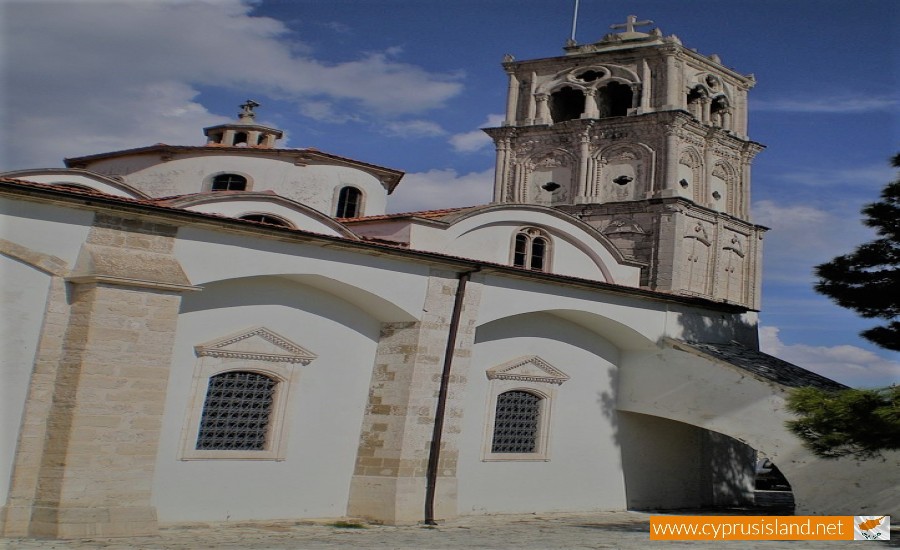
[484,16,766,308]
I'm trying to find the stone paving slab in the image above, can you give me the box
[2,512,897,549]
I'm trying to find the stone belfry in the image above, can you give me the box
[484,15,767,308]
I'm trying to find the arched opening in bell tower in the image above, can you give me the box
[549,86,585,123]
[596,81,632,117]
[686,85,707,119]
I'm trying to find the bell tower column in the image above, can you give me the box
[663,50,682,110]
[503,66,519,126]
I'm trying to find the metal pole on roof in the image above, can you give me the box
[570,0,580,42]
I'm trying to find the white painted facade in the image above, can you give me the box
[1,19,896,540]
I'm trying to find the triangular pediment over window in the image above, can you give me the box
[194,326,317,365]
[486,355,569,385]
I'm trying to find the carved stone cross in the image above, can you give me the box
[610,14,654,33]
[239,99,260,120]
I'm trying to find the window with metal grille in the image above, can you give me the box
[211,173,247,191]
[491,390,541,453]
[512,228,551,272]
[196,371,276,450]
[335,186,362,217]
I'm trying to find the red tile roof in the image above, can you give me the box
[338,206,477,223]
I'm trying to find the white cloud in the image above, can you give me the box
[387,168,493,213]
[776,165,895,188]
[752,95,899,113]
[2,0,462,169]
[299,101,360,123]
[449,114,505,153]
[760,326,900,388]
[384,120,447,138]
[752,200,873,284]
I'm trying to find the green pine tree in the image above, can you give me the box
[814,153,900,351]
[786,386,900,459]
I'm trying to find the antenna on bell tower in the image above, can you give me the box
[569,0,580,44]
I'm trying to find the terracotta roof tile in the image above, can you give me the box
[339,206,478,223]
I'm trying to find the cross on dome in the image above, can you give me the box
[238,99,260,122]
[610,15,654,34]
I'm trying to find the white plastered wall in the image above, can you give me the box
[5,173,145,199]
[153,276,384,522]
[408,209,642,286]
[173,227,427,321]
[0,199,93,268]
[87,154,388,216]
[181,199,349,237]
[0,201,91,509]
[457,312,628,514]
[0,258,52,506]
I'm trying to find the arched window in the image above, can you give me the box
[211,173,247,191]
[596,81,632,117]
[196,371,277,451]
[491,390,542,453]
[335,186,362,218]
[549,86,585,123]
[512,228,551,272]
[238,214,292,227]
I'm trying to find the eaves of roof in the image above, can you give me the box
[64,144,405,193]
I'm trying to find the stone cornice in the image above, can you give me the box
[65,274,201,292]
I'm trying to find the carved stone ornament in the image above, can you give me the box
[195,326,317,364]
[687,221,710,244]
[537,154,568,168]
[724,234,745,257]
[679,149,701,168]
[712,163,732,180]
[486,355,570,385]
[602,219,646,235]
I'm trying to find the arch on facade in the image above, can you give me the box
[548,85,586,123]
[592,142,655,201]
[1,168,150,199]
[520,148,577,204]
[615,339,898,514]
[678,146,704,202]
[179,274,418,325]
[163,192,359,239]
[475,308,657,353]
[536,64,641,122]
[437,203,643,284]
[711,160,739,213]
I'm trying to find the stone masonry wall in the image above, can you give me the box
[348,270,482,524]
[1,214,193,538]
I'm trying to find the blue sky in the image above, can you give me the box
[2,0,898,386]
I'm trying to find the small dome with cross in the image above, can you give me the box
[203,100,284,148]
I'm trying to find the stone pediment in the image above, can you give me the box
[486,356,569,385]
[195,326,317,364]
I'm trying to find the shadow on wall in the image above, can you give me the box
[614,411,756,510]
[676,309,759,347]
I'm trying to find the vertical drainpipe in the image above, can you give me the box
[424,268,477,525]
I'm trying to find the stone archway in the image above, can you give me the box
[616,340,900,515]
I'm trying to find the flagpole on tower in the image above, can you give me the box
[570,0,580,43]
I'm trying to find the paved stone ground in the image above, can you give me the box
[2,512,897,550]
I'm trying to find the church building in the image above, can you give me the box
[1,16,896,539]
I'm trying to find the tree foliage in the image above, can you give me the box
[813,153,900,351]
[786,386,900,459]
